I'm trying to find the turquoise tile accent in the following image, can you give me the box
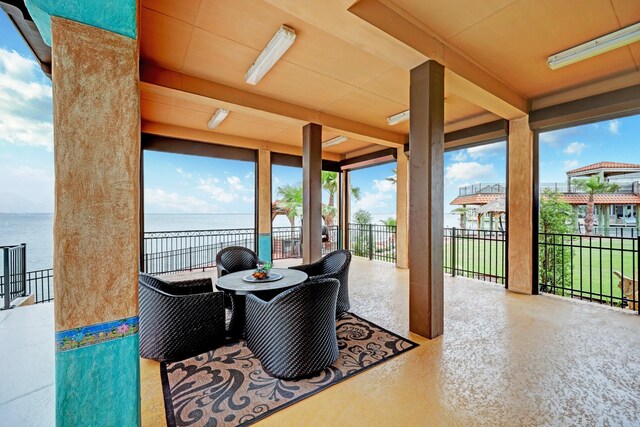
[258,233,272,263]
[56,316,139,352]
[56,334,140,426]
[25,0,137,46]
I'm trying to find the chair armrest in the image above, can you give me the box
[289,261,321,276]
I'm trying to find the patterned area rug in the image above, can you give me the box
[160,313,418,426]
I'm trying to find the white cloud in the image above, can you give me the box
[242,195,254,203]
[0,48,53,150]
[244,172,254,180]
[451,151,467,162]
[445,162,495,182]
[144,188,218,213]
[226,175,244,191]
[197,178,236,203]
[353,191,392,211]
[563,160,579,170]
[608,119,619,135]
[176,168,192,178]
[372,178,394,193]
[0,165,54,212]
[563,141,586,155]
[539,127,579,146]
[466,141,505,159]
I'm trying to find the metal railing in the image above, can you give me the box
[1,244,27,309]
[458,183,505,196]
[538,232,639,313]
[444,228,506,285]
[539,182,635,194]
[348,223,396,263]
[272,225,341,260]
[583,226,638,238]
[143,228,256,275]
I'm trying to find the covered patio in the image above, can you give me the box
[4,258,640,425]
[3,0,640,425]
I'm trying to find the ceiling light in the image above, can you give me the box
[322,135,348,148]
[245,25,297,85]
[548,22,640,70]
[207,108,229,129]
[387,110,410,126]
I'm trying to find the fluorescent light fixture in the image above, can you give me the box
[387,110,410,126]
[548,22,640,70]
[207,108,229,129]
[322,135,348,148]
[245,25,297,85]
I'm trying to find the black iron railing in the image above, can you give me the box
[1,244,27,309]
[444,228,506,285]
[348,223,396,263]
[538,232,639,313]
[458,183,505,196]
[272,225,341,260]
[143,228,256,275]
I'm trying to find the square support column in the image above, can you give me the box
[340,170,351,250]
[51,17,141,425]
[409,60,445,339]
[302,123,322,263]
[508,116,535,294]
[257,149,272,262]
[396,148,409,269]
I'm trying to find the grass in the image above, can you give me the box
[442,234,639,306]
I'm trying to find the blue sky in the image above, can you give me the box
[1,12,639,221]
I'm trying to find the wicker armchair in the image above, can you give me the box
[245,278,340,379]
[216,246,259,277]
[139,273,225,362]
[289,250,352,316]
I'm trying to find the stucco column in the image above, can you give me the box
[507,116,535,294]
[341,170,351,250]
[396,149,409,269]
[51,17,141,425]
[257,149,272,262]
[409,60,444,339]
[302,123,322,263]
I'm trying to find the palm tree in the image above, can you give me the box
[321,171,361,227]
[379,217,396,228]
[386,168,398,184]
[573,176,619,235]
[275,184,303,226]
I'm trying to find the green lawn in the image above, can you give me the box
[443,235,638,305]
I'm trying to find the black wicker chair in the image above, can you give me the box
[289,250,352,317]
[139,273,225,362]
[216,246,259,277]
[245,278,340,379]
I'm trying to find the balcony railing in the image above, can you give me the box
[1,244,26,309]
[538,232,639,313]
[444,228,506,285]
[458,183,505,196]
[272,225,341,260]
[540,182,635,194]
[348,223,396,263]
[143,228,256,275]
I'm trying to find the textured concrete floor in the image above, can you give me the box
[3,258,639,426]
[142,258,640,426]
[0,302,54,426]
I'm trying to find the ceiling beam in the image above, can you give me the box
[141,64,406,148]
[348,0,528,120]
[141,121,344,162]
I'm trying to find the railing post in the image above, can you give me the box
[3,248,10,310]
[451,227,457,277]
[368,224,373,260]
[20,244,26,297]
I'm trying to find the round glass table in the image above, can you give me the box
[216,268,308,338]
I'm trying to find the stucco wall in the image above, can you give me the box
[52,17,140,331]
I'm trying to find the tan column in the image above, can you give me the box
[257,149,272,262]
[409,60,445,339]
[396,149,409,269]
[303,123,322,263]
[341,170,351,250]
[507,116,535,294]
[51,17,140,424]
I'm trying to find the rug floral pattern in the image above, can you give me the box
[161,313,417,427]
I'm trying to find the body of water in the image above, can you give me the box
[0,212,397,271]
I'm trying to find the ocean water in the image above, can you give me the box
[0,212,396,271]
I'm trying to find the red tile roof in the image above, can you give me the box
[566,161,640,175]
[450,194,503,206]
[560,194,640,205]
